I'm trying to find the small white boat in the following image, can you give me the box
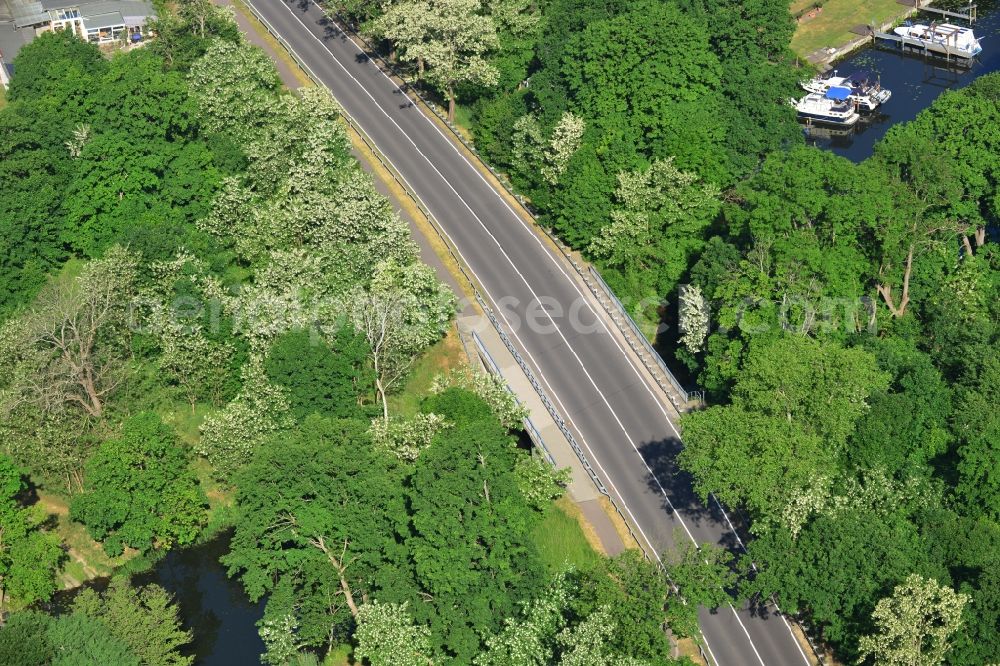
[893,22,983,57]
[793,90,861,126]
[801,70,892,112]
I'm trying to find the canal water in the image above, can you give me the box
[134,532,266,665]
[803,2,1000,162]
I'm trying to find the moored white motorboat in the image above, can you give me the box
[893,22,983,57]
[792,89,861,126]
[801,70,892,112]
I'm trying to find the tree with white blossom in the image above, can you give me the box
[431,368,527,431]
[476,570,573,666]
[197,359,292,477]
[354,601,434,666]
[369,412,451,461]
[376,0,499,121]
[351,260,454,422]
[188,40,282,146]
[541,112,586,185]
[857,574,968,666]
[511,113,586,187]
[589,158,719,299]
[678,284,709,354]
[258,614,302,666]
[514,455,571,511]
[555,607,648,666]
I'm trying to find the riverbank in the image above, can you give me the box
[803,0,1000,160]
[793,0,933,66]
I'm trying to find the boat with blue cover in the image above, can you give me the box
[793,87,861,126]
[801,70,892,112]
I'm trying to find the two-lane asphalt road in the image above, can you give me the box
[247,2,812,663]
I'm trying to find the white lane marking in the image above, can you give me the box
[713,497,811,664]
[311,3,776,581]
[779,613,813,664]
[268,0,700,549]
[730,602,767,666]
[252,15,732,661]
[266,3,799,663]
[702,631,721,666]
[262,5,731,661]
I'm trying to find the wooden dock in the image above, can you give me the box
[896,0,976,24]
[872,29,980,61]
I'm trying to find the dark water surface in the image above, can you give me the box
[135,532,265,665]
[803,2,1000,162]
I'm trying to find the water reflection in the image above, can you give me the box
[134,532,265,665]
[802,1,1000,162]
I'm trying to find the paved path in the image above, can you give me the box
[241,2,815,664]
[458,313,627,556]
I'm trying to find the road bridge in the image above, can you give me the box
[245,2,814,663]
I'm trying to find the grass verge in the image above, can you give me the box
[531,496,603,573]
[159,402,213,447]
[791,0,820,15]
[322,644,352,665]
[597,494,641,551]
[37,492,125,588]
[231,0,315,89]
[389,324,468,417]
[791,0,906,56]
[677,637,710,666]
[451,103,476,142]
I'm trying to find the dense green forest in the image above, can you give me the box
[680,77,1000,665]
[353,0,1000,662]
[0,6,709,666]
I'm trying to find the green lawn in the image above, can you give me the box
[37,492,122,589]
[531,497,603,573]
[791,0,820,15]
[452,103,476,141]
[389,325,467,417]
[791,0,907,57]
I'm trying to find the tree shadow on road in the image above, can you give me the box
[638,437,743,553]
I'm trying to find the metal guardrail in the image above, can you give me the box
[245,3,649,544]
[305,0,705,414]
[241,0,649,553]
[470,330,555,467]
[586,266,704,409]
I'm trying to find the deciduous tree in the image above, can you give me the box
[664,539,739,638]
[857,575,967,666]
[0,457,62,617]
[197,358,292,476]
[407,388,544,660]
[354,601,434,666]
[72,578,193,666]
[588,158,720,302]
[188,40,282,146]
[265,327,373,420]
[0,246,138,420]
[224,416,409,651]
[70,413,207,555]
[377,0,499,120]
